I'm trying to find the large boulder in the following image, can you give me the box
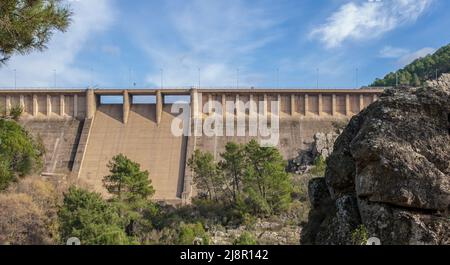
[301,74,450,245]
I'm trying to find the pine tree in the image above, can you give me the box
[188,150,223,201]
[102,154,155,237]
[219,142,246,203]
[243,140,292,215]
[0,0,71,64]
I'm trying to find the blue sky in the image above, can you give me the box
[0,0,449,88]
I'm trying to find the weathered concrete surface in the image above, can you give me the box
[190,118,343,161]
[21,119,83,175]
[183,117,348,200]
[78,104,187,201]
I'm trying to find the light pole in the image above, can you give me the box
[14,69,16,89]
[276,68,279,89]
[53,69,56,88]
[128,68,132,87]
[356,68,359,88]
[198,67,201,89]
[160,69,164,89]
[316,68,319,89]
[237,68,240,89]
[90,68,93,88]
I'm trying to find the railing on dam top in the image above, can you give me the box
[0,88,384,122]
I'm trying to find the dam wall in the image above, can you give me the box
[0,88,383,203]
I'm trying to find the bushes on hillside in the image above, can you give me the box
[0,178,61,245]
[233,232,257,245]
[0,119,44,191]
[58,187,132,245]
[371,43,450,87]
[0,193,48,245]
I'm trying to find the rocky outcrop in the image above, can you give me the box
[289,132,339,174]
[301,74,450,245]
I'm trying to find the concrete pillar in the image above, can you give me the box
[304,94,309,117]
[373,94,378,102]
[235,94,240,116]
[221,94,226,118]
[359,94,364,111]
[332,94,336,116]
[207,94,213,114]
[123,90,130,124]
[5,95,11,116]
[156,90,163,125]
[263,94,268,117]
[290,94,296,116]
[190,89,198,119]
[191,88,202,136]
[60,95,65,116]
[46,95,51,116]
[318,94,323,116]
[345,94,351,116]
[275,94,281,116]
[19,95,25,110]
[74,94,78,118]
[32,95,38,116]
[86,89,96,119]
[249,94,256,116]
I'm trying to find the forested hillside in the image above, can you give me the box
[371,43,450,87]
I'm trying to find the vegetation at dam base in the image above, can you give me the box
[0,117,324,245]
[188,140,292,216]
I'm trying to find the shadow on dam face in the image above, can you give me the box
[78,104,187,201]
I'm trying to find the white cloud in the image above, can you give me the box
[0,0,115,87]
[134,0,283,87]
[378,45,436,66]
[398,47,435,65]
[311,0,433,48]
[379,46,409,58]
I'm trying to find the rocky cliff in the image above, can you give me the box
[301,74,450,245]
[288,131,340,174]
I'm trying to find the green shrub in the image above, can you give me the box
[0,119,44,190]
[58,187,133,245]
[233,232,257,245]
[351,225,369,245]
[0,158,14,191]
[177,222,210,245]
[9,105,23,121]
[309,155,326,177]
[0,104,5,118]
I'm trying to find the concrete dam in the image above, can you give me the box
[0,88,383,203]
